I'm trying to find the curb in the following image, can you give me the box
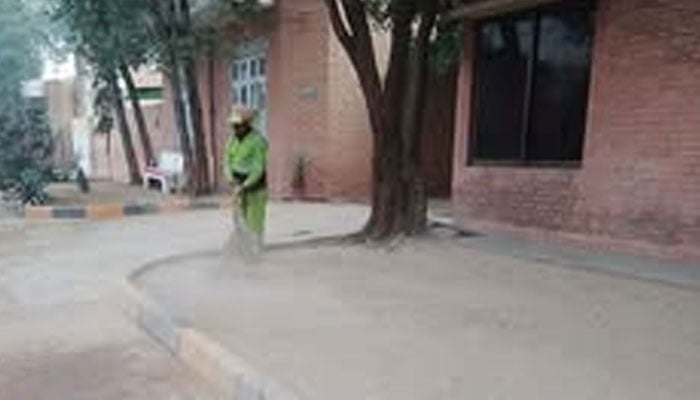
[23,198,228,220]
[121,278,301,400]
[120,238,352,400]
[121,225,455,399]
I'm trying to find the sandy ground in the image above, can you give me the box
[0,212,227,399]
[139,237,700,400]
[0,202,368,399]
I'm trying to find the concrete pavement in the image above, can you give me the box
[0,213,223,399]
[0,202,367,399]
[133,233,700,400]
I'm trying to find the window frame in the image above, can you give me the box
[467,0,596,168]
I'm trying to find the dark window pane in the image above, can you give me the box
[527,2,594,161]
[241,62,248,80]
[232,63,239,81]
[241,86,248,105]
[473,15,535,160]
[259,57,267,75]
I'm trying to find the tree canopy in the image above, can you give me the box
[0,0,43,106]
[0,0,54,204]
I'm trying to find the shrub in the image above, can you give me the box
[0,101,54,205]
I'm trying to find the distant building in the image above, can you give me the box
[90,66,172,183]
[38,54,94,175]
[28,51,170,182]
[21,80,45,99]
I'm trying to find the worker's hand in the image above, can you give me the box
[232,185,243,198]
[230,186,242,211]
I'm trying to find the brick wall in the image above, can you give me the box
[269,0,333,199]
[325,19,375,200]
[201,0,376,200]
[150,0,453,201]
[325,17,458,200]
[452,0,700,256]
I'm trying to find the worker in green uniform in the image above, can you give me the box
[225,106,268,252]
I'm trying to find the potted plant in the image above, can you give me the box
[291,153,309,199]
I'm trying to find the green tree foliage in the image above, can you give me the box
[0,102,54,205]
[52,0,158,183]
[0,0,42,105]
[51,0,155,96]
[0,0,54,205]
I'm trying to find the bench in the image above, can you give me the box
[143,151,185,194]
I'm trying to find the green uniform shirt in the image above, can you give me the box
[224,130,267,190]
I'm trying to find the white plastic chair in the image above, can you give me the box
[143,151,185,194]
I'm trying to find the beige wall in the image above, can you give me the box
[92,100,174,183]
[45,79,76,168]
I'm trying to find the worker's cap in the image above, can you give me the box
[228,105,258,125]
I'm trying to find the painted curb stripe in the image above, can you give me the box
[24,200,229,220]
[52,207,86,219]
[123,279,301,400]
[123,203,160,216]
[86,204,124,219]
[24,206,52,219]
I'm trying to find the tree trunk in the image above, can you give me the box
[169,64,198,194]
[108,73,142,185]
[183,58,211,194]
[324,0,437,240]
[367,133,404,238]
[207,51,219,188]
[178,0,211,195]
[162,0,198,194]
[119,61,155,166]
[399,7,437,234]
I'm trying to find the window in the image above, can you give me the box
[470,0,595,164]
[230,39,269,136]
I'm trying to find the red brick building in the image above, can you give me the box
[97,0,456,200]
[197,0,373,199]
[451,0,700,257]
[194,0,455,199]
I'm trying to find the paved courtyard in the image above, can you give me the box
[2,201,699,399]
[136,232,700,400]
[0,202,366,399]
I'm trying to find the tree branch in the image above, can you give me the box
[323,0,383,133]
[345,1,383,94]
[403,3,438,142]
[323,0,353,52]
[383,0,416,123]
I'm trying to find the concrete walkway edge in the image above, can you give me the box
[122,273,301,400]
[120,237,356,400]
[120,220,700,399]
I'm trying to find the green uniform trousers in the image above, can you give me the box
[236,187,267,237]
